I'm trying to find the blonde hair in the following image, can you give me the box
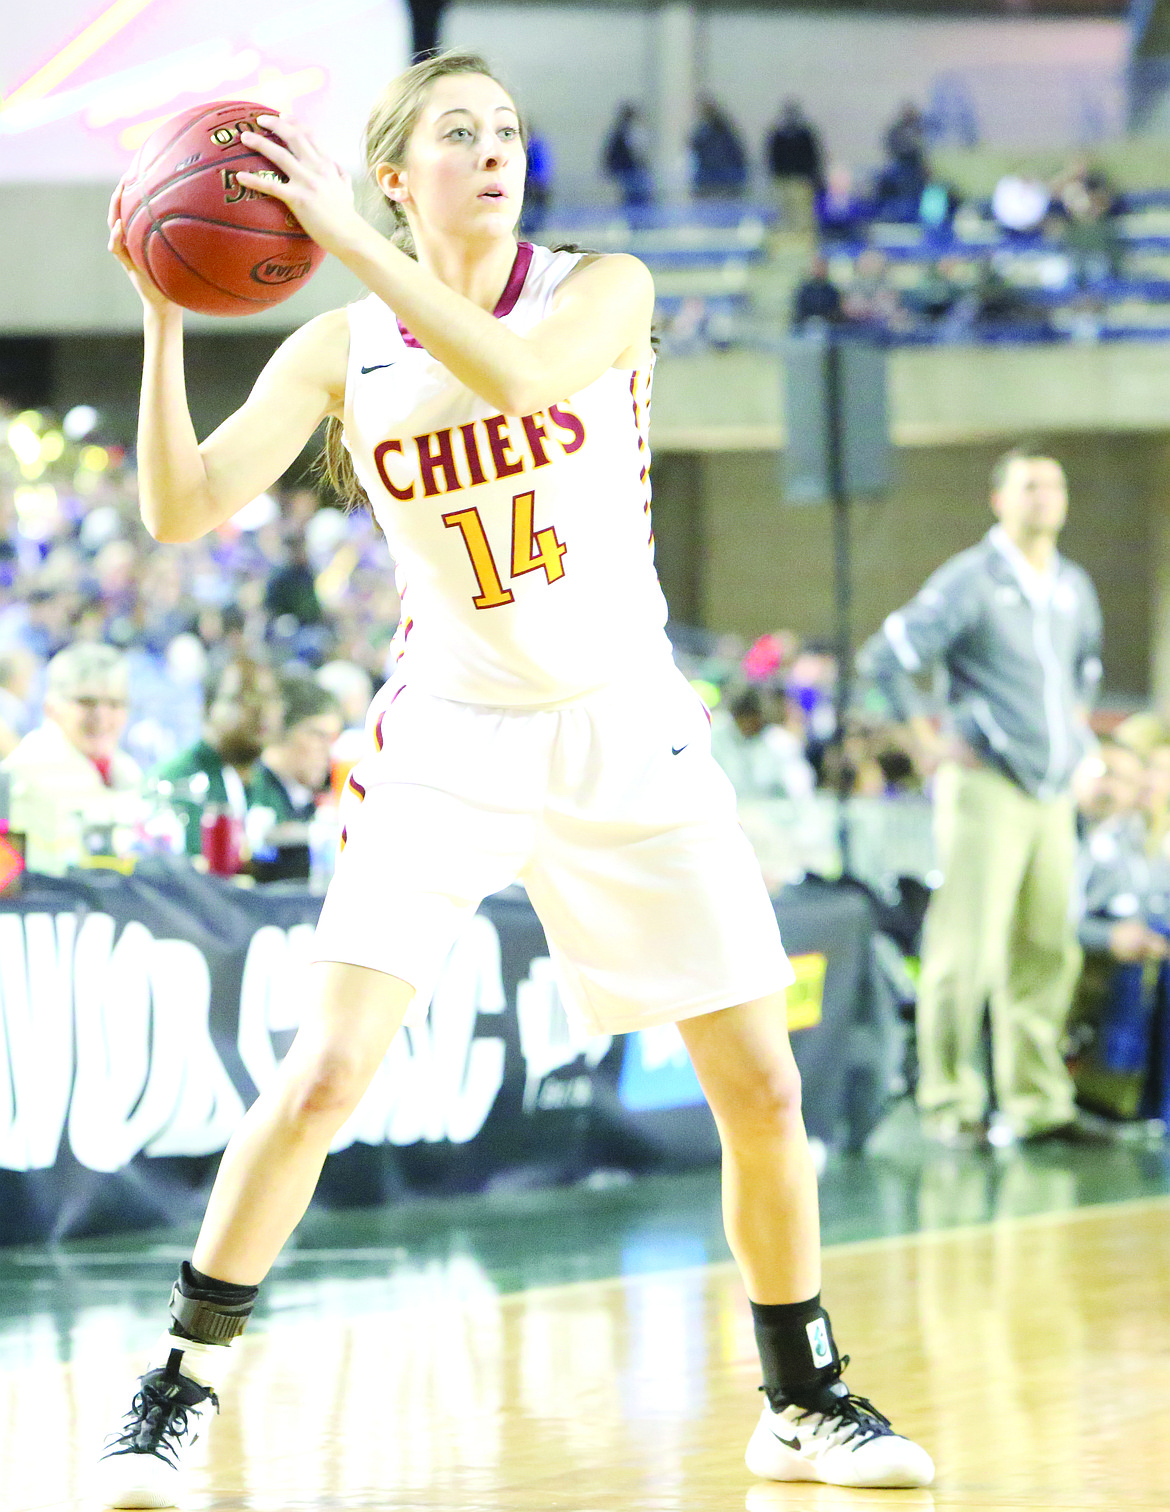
[45,642,128,700]
[319,51,523,509]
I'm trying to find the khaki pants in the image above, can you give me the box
[769,177,816,232]
[916,762,1081,1136]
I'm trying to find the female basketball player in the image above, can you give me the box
[99,52,933,1505]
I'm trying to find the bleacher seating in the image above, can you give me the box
[541,202,775,351]
[534,182,1170,350]
[824,187,1170,345]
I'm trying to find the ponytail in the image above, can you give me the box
[315,417,368,511]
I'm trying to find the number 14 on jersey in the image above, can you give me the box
[443,490,568,610]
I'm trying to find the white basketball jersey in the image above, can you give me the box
[343,242,672,707]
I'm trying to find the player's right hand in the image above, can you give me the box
[107,183,178,315]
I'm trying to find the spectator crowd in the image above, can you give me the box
[0,402,391,879]
[590,95,1137,349]
[791,147,1126,345]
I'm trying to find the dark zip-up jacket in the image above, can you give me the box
[859,531,1103,799]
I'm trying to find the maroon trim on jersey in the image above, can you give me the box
[396,242,535,349]
[630,367,654,548]
[494,240,535,317]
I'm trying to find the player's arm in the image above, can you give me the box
[137,309,345,543]
[109,202,345,543]
[190,312,346,539]
[232,119,654,413]
[338,243,654,414]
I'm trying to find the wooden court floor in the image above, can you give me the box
[1,1195,1167,1512]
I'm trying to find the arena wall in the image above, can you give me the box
[444,5,1126,200]
[653,437,1160,701]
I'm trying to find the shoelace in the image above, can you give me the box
[108,1380,218,1468]
[795,1387,892,1449]
[767,1355,894,1450]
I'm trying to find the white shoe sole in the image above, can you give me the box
[746,1415,935,1487]
[94,1455,182,1509]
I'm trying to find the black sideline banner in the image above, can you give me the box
[0,866,884,1245]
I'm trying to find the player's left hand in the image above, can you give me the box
[236,115,360,257]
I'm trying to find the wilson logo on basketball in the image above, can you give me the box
[251,255,312,285]
[222,169,284,205]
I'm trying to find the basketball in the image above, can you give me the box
[117,100,326,317]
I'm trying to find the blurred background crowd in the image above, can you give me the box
[5,397,1170,913]
[0,406,393,876]
[575,92,1169,353]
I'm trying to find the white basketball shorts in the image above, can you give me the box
[310,663,793,1034]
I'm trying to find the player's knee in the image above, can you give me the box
[761,1059,804,1126]
[725,1058,804,1139]
[284,1049,372,1125]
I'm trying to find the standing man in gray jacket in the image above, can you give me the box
[859,445,1103,1144]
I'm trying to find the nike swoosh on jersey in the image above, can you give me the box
[671,744,688,755]
[360,362,396,374]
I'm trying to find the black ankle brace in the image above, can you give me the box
[751,1293,842,1403]
[169,1261,258,1345]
